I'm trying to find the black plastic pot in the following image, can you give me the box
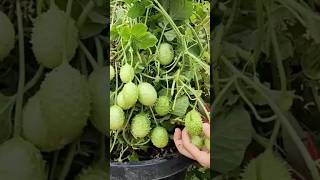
[110,154,194,180]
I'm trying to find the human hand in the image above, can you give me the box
[173,123,210,168]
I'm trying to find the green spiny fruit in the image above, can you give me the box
[138,82,157,106]
[151,126,169,148]
[185,110,203,136]
[191,135,204,149]
[0,137,46,180]
[116,91,129,110]
[22,64,91,152]
[131,113,151,138]
[0,11,15,61]
[119,63,134,83]
[241,150,292,180]
[110,105,125,131]
[158,43,174,65]
[117,82,138,109]
[76,167,108,180]
[122,82,138,106]
[204,138,210,151]
[89,67,107,134]
[31,5,78,68]
[155,96,171,116]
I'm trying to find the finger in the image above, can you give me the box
[203,123,210,138]
[173,128,182,142]
[181,128,202,158]
[175,143,195,160]
[173,128,195,160]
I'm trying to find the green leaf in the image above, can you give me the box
[110,26,119,41]
[127,2,146,18]
[169,0,193,21]
[248,89,294,111]
[117,25,132,42]
[171,95,190,116]
[131,23,148,38]
[164,30,177,41]
[213,105,252,173]
[0,94,13,144]
[134,32,158,49]
[160,0,193,21]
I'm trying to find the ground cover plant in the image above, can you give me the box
[110,0,211,168]
[0,0,108,179]
[213,0,320,179]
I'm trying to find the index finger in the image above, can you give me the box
[181,128,202,157]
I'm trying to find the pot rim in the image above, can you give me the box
[110,153,193,167]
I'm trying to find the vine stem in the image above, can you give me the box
[36,0,44,15]
[149,107,158,126]
[265,0,287,91]
[0,65,44,117]
[110,130,119,153]
[58,142,77,180]
[235,80,277,122]
[13,0,26,138]
[79,41,98,70]
[49,151,60,180]
[77,0,95,28]
[267,120,280,150]
[180,80,210,122]
[95,37,104,66]
[152,0,184,44]
[24,65,44,92]
[222,56,320,180]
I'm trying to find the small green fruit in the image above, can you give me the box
[131,113,151,138]
[138,82,157,106]
[155,96,171,116]
[191,135,204,149]
[110,105,125,131]
[151,126,169,148]
[0,137,46,180]
[22,64,91,151]
[117,82,138,109]
[120,63,134,83]
[0,11,15,61]
[31,5,78,68]
[185,110,203,136]
[122,82,138,106]
[158,43,174,65]
[116,91,129,109]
